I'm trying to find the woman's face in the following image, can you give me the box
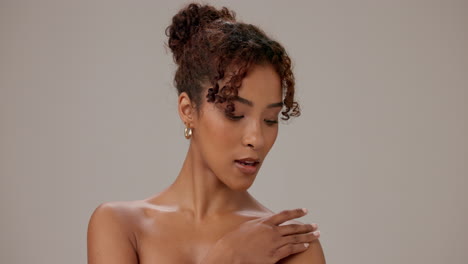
[193,63,283,190]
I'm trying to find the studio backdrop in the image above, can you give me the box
[1,0,467,263]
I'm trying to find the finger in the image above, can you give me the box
[264,208,308,226]
[272,242,311,261]
[279,231,320,246]
[276,223,318,236]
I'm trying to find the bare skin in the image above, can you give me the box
[87,64,326,263]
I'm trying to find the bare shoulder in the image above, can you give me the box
[278,219,326,264]
[89,200,144,229]
[91,200,143,218]
[87,200,145,264]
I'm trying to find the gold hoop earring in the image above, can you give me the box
[184,125,192,139]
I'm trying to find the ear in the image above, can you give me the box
[177,92,196,127]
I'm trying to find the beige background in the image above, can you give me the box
[1,0,467,263]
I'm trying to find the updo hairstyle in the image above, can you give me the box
[165,3,301,120]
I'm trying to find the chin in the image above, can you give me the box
[228,177,256,191]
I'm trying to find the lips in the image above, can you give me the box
[234,158,260,174]
[235,159,259,166]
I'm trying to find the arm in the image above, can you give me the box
[202,209,321,264]
[87,202,139,264]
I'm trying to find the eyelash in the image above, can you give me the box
[226,115,278,125]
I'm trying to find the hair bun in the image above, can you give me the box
[166,3,236,64]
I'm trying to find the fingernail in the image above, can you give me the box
[311,223,318,229]
[304,243,310,248]
[313,231,320,236]
[302,208,308,214]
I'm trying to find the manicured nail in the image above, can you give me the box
[313,231,320,236]
[304,243,310,248]
[302,208,308,214]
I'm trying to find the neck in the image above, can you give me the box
[167,142,252,222]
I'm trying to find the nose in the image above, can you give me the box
[242,120,265,150]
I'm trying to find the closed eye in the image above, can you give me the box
[226,114,278,126]
[226,114,244,121]
[265,119,278,126]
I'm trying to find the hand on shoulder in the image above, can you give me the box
[277,219,326,264]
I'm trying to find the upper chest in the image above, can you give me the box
[135,211,254,264]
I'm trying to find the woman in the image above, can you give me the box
[87,3,325,264]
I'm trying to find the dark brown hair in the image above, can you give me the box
[165,3,300,120]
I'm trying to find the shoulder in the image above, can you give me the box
[87,200,145,263]
[278,219,326,264]
[88,200,143,230]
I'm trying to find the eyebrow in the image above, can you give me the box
[234,96,283,108]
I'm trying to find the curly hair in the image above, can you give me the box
[165,3,300,121]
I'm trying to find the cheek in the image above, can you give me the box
[205,117,230,140]
[265,127,279,148]
[200,111,238,153]
[200,118,240,177]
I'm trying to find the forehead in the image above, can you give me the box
[237,64,282,105]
